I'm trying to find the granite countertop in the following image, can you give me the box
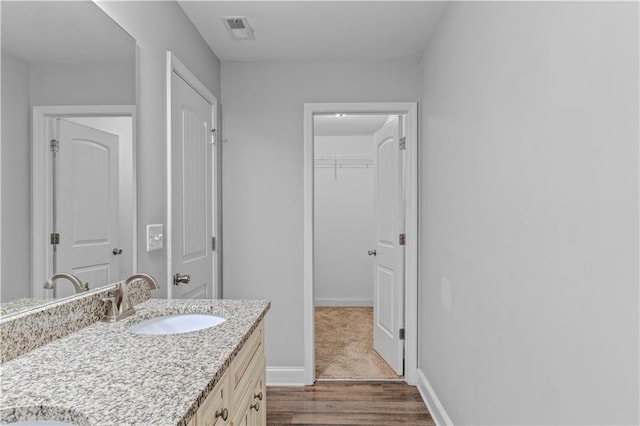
[0,298,51,317]
[0,298,270,426]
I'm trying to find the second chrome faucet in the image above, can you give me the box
[44,273,89,294]
[102,273,159,323]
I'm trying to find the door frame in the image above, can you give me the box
[32,105,137,299]
[303,102,419,385]
[166,51,219,299]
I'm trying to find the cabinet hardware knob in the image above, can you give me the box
[254,391,263,401]
[368,249,377,256]
[215,407,228,421]
[112,248,123,255]
[250,401,260,412]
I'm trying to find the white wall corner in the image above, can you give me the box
[266,367,307,386]
[416,368,453,426]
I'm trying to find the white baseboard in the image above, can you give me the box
[266,367,307,386]
[314,298,373,307]
[416,368,453,426]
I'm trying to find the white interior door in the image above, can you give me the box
[372,116,405,375]
[55,119,120,298]
[171,71,214,299]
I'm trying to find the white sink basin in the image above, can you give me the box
[1,407,88,425]
[129,314,226,335]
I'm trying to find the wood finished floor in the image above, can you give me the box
[267,381,434,425]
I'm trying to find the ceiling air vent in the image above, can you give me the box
[222,16,255,41]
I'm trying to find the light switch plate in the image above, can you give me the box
[146,224,164,252]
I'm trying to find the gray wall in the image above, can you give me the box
[419,2,639,424]
[97,1,221,296]
[314,135,374,306]
[30,61,135,106]
[221,59,419,368]
[1,54,31,301]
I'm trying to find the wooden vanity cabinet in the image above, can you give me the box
[231,359,266,426]
[195,370,230,426]
[190,321,266,426]
[249,360,267,425]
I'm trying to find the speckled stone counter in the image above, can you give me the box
[0,298,50,316]
[1,278,155,363]
[0,298,270,425]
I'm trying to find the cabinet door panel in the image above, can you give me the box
[196,370,230,426]
[231,324,264,407]
[249,360,266,425]
[192,319,266,426]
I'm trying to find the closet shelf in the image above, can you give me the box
[314,155,374,169]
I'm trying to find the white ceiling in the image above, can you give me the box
[179,1,448,62]
[314,114,389,136]
[1,1,134,65]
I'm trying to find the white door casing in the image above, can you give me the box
[55,119,120,298]
[372,116,405,375]
[302,102,418,387]
[167,52,216,300]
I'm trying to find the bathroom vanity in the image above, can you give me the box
[191,317,266,426]
[0,298,269,425]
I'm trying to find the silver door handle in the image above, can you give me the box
[173,273,191,286]
[368,249,377,256]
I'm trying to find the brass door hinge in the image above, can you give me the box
[399,233,406,246]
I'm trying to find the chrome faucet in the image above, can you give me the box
[44,273,89,293]
[102,273,159,322]
[126,273,159,291]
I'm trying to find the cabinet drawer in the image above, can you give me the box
[195,370,230,426]
[231,322,264,406]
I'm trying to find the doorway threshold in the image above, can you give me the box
[315,377,405,383]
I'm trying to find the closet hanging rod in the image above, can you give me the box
[314,155,374,168]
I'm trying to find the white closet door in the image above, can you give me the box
[56,119,119,298]
[372,116,405,375]
[171,71,214,299]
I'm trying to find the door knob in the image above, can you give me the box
[368,249,377,256]
[112,248,123,255]
[173,273,191,286]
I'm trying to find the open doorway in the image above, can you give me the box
[304,102,418,385]
[313,113,403,380]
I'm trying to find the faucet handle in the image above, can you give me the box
[113,281,136,320]
[101,292,118,322]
